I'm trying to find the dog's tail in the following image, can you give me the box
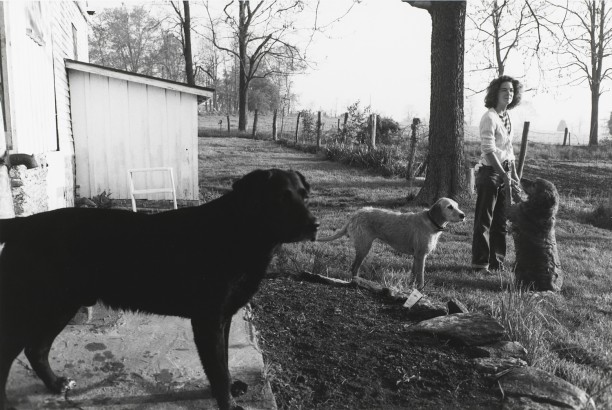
[316,223,348,242]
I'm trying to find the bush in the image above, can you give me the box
[324,142,408,178]
[586,200,612,229]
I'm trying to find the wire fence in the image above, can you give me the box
[200,113,598,147]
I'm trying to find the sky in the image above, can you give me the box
[288,0,608,144]
[291,0,432,122]
[90,0,610,143]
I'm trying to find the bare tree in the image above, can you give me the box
[466,0,552,93]
[203,0,357,131]
[403,1,467,203]
[204,1,310,130]
[551,0,612,146]
[169,1,196,85]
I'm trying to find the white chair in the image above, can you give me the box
[128,167,177,212]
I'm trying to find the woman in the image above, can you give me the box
[472,75,522,274]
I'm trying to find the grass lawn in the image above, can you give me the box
[198,135,612,407]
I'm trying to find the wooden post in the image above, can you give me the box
[343,112,349,133]
[295,111,301,145]
[406,118,420,181]
[517,121,530,179]
[252,109,258,139]
[337,118,340,131]
[226,114,230,133]
[563,127,568,146]
[466,167,475,194]
[272,109,278,141]
[280,108,285,140]
[0,102,15,218]
[316,111,322,149]
[370,114,377,148]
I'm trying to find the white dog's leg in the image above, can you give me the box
[350,237,373,277]
[412,253,427,289]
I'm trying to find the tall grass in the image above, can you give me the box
[489,286,556,367]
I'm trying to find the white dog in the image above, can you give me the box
[318,198,465,288]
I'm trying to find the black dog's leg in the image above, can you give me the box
[192,318,242,410]
[225,321,247,398]
[24,307,79,394]
[1,335,26,410]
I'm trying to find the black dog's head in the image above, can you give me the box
[232,169,319,243]
[520,177,559,217]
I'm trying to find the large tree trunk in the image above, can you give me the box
[409,1,467,204]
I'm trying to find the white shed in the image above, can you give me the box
[66,60,214,203]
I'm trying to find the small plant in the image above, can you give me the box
[490,286,555,366]
[91,190,113,209]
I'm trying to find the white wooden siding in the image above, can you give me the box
[69,70,200,200]
[3,1,56,154]
[52,2,88,153]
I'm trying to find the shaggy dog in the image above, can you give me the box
[509,177,563,291]
[0,169,319,410]
[317,198,466,289]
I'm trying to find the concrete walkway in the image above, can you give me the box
[5,307,276,409]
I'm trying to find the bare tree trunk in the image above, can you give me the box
[589,85,599,145]
[407,1,467,204]
[238,1,249,131]
[252,109,258,139]
[272,109,278,141]
[182,1,195,85]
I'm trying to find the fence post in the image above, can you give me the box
[563,127,568,146]
[252,109,259,139]
[369,114,377,148]
[337,118,340,132]
[280,108,285,140]
[226,114,230,133]
[406,118,420,181]
[295,111,301,145]
[517,121,530,179]
[272,109,278,141]
[343,112,349,133]
[316,111,322,149]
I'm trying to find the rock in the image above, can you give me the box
[470,341,528,361]
[408,313,506,346]
[405,297,448,321]
[447,297,469,314]
[502,396,564,410]
[498,367,590,410]
[473,357,527,374]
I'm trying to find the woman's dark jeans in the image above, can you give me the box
[471,165,508,271]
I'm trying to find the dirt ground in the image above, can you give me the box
[250,278,501,410]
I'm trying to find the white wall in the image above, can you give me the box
[69,70,199,200]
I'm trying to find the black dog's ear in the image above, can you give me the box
[294,170,310,194]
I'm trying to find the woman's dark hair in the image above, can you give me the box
[484,75,523,109]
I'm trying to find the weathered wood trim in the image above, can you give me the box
[65,60,214,98]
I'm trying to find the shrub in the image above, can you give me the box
[586,200,612,229]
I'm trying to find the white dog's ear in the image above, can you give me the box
[429,198,445,223]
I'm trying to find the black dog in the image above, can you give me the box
[509,177,563,291]
[0,169,318,410]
